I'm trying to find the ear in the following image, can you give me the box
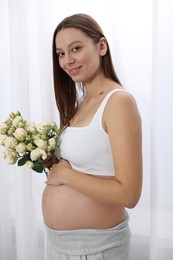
[98,37,107,56]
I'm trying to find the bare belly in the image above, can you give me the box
[42,183,125,230]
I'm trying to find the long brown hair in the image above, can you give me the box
[52,13,121,129]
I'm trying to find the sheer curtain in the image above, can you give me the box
[0,0,172,259]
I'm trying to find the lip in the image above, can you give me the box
[68,67,81,76]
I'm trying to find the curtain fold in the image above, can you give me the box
[151,0,173,259]
[0,0,172,259]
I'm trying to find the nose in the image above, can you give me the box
[64,54,75,66]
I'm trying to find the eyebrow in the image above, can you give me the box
[56,40,83,51]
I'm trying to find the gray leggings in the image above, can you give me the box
[45,215,131,260]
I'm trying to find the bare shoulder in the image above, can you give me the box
[113,88,138,105]
[107,89,140,113]
[103,90,141,129]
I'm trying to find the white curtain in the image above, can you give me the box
[0,0,172,259]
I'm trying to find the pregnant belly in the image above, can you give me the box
[42,184,125,230]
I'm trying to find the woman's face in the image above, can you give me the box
[55,28,106,84]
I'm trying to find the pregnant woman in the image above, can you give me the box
[42,13,142,260]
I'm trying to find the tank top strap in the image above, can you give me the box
[92,88,127,125]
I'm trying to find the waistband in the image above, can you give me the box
[45,214,131,256]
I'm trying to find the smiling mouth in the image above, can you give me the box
[68,67,81,76]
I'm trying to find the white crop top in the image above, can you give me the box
[55,89,126,176]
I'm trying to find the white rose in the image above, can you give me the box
[13,128,27,141]
[2,149,17,164]
[32,134,40,140]
[25,121,36,133]
[4,136,18,149]
[0,122,8,134]
[0,134,7,145]
[30,148,47,161]
[0,122,7,130]
[34,139,47,150]
[16,143,27,153]
[36,122,50,134]
[48,138,56,149]
[12,116,23,127]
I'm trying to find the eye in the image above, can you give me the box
[56,51,64,57]
[72,46,81,52]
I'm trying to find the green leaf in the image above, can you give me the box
[17,153,30,166]
[37,158,44,164]
[18,157,27,166]
[32,160,44,173]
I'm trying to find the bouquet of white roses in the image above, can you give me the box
[0,111,59,176]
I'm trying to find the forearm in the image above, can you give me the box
[63,168,139,208]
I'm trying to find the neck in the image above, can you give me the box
[83,76,108,99]
[83,88,105,99]
[83,78,118,99]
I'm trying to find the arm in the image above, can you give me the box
[46,91,143,208]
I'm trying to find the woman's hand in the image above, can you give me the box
[45,158,71,186]
[43,154,59,168]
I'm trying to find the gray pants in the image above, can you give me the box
[45,215,131,259]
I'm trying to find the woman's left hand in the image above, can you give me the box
[45,158,71,186]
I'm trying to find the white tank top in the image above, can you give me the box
[55,88,126,176]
